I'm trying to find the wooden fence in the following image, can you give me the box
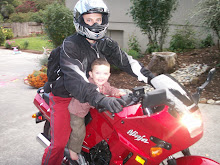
[2,22,43,37]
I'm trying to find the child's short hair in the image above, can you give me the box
[91,58,110,70]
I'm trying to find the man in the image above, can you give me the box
[42,0,155,164]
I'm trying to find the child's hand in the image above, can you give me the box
[119,91,126,96]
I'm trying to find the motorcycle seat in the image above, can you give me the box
[43,93,50,105]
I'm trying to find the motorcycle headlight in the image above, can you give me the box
[180,110,203,138]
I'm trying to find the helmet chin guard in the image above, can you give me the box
[73,0,109,40]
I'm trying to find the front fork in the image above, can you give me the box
[166,148,191,165]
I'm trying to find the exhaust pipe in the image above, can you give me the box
[36,133,50,148]
[36,133,70,157]
[36,133,72,160]
[36,133,87,164]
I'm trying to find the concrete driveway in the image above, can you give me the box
[0,49,44,165]
[0,48,219,165]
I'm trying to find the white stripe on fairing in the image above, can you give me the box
[126,54,148,83]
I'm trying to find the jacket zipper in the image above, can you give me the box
[91,43,100,58]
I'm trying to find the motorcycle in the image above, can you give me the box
[32,68,219,165]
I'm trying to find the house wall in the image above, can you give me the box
[66,0,216,53]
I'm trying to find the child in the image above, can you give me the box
[67,58,126,160]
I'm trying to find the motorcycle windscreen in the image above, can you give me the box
[151,74,197,113]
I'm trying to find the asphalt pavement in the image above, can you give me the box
[0,48,219,165]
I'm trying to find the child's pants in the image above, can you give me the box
[67,114,86,153]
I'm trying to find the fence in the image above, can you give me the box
[2,22,43,37]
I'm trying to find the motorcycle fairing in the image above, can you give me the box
[83,103,203,165]
[151,74,197,113]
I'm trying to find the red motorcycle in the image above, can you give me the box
[32,68,219,165]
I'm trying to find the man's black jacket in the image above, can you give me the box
[51,33,154,107]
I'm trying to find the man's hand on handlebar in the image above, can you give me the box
[97,97,126,113]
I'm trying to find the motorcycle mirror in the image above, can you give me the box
[206,68,216,82]
[192,68,216,105]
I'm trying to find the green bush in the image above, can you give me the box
[1,3,15,20]
[30,10,44,23]
[9,12,31,22]
[15,0,38,13]
[0,27,6,45]
[43,3,75,47]
[128,34,141,54]
[5,40,20,49]
[169,26,197,52]
[12,0,22,8]
[200,34,214,48]
[0,14,4,23]
[146,43,160,54]
[2,28,14,39]
[22,40,29,49]
[5,40,15,49]
[127,49,140,59]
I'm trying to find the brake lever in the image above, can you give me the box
[98,107,115,117]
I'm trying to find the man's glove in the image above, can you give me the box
[97,97,126,113]
[100,38,118,56]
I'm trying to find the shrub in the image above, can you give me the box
[12,0,22,8]
[43,3,75,47]
[9,12,31,22]
[128,34,141,54]
[15,0,38,13]
[5,40,20,49]
[27,66,48,88]
[29,10,44,23]
[1,3,15,20]
[127,49,140,59]
[0,14,4,23]
[0,27,6,45]
[5,40,14,49]
[169,26,197,52]
[200,34,214,48]
[34,0,57,10]
[146,43,160,54]
[2,28,14,39]
[22,40,29,49]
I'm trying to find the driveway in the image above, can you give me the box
[0,48,219,164]
[0,49,44,165]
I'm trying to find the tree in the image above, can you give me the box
[129,0,178,52]
[0,1,15,19]
[43,3,75,47]
[192,0,220,48]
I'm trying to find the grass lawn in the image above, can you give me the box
[8,36,54,52]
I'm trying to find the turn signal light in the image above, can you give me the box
[135,155,145,165]
[32,113,37,118]
[150,147,163,157]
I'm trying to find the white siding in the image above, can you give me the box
[66,0,217,53]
